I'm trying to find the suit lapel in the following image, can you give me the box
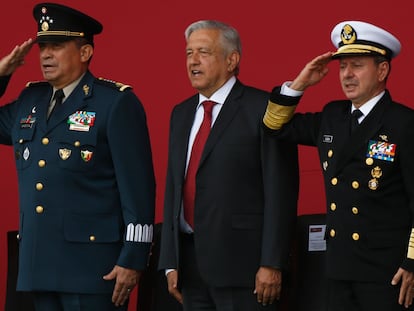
[175,100,198,181]
[198,81,243,167]
[333,92,391,175]
[34,87,53,133]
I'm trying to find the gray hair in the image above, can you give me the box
[185,20,242,74]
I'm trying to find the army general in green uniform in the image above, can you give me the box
[0,3,155,310]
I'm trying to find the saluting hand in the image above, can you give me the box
[0,38,34,76]
[290,51,334,92]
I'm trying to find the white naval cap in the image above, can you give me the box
[331,21,401,60]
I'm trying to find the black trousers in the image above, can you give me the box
[32,292,128,311]
[327,278,414,311]
[179,233,280,311]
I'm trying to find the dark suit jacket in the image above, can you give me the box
[158,80,299,287]
[0,71,156,293]
[266,88,414,282]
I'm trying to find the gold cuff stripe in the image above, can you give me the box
[263,101,296,130]
[334,44,386,56]
[407,229,414,259]
[37,31,85,37]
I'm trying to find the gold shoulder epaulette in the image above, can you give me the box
[96,77,132,92]
[25,81,49,88]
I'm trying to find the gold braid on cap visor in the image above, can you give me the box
[263,100,297,130]
[37,31,85,37]
[333,44,387,56]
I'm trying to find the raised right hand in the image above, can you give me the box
[0,38,34,76]
[290,51,333,92]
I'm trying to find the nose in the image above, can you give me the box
[188,51,200,64]
[39,45,53,59]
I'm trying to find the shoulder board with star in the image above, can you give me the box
[96,77,132,92]
[25,81,49,88]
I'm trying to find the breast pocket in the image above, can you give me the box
[13,125,36,171]
[64,213,122,243]
[57,130,98,172]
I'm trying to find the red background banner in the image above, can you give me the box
[1,0,412,309]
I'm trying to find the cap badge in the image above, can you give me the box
[39,9,54,32]
[341,24,357,45]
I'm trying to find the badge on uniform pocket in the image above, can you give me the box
[59,148,72,160]
[81,150,93,162]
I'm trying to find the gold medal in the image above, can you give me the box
[371,166,382,178]
[368,178,379,190]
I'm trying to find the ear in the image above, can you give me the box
[227,51,240,72]
[378,61,390,82]
[80,44,94,62]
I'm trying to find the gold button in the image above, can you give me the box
[16,233,20,240]
[331,178,338,185]
[35,206,44,213]
[352,181,359,189]
[36,183,44,191]
[74,141,81,147]
[352,233,360,241]
[38,160,46,167]
[327,150,333,158]
[89,235,96,241]
[330,229,336,237]
[352,207,359,214]
[42,137,49,145]
[330,203,336,211]
[366,157,374,166]
[18,138,24,144]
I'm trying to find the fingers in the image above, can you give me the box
[167,271,183,304]
[254,286,280,306]
[168,286,183,304]
[104,265,139,307]
[112,285,134,307]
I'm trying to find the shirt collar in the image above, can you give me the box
[53,73,86,101]
[351,90,385,116]
[198,76,236,108]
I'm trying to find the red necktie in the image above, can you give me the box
[183,100,216,228]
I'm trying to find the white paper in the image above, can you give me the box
[308,224,327,252]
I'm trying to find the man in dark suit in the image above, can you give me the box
[263,20,414,311]
[0,3,155,310]
[158,20,299,311]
